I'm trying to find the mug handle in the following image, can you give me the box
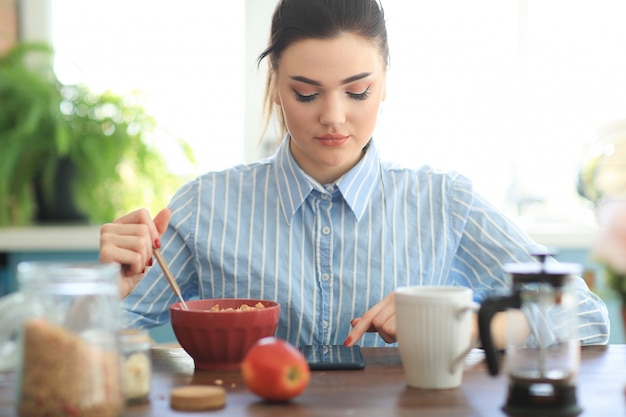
[0,292,28,371]
[449,301,480,374]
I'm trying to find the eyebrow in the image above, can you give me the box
[289,72,372,87]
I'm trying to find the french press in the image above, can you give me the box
[478,253,582,417]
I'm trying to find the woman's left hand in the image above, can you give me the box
[343,292,396,346]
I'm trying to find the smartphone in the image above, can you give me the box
[299,344,365,370]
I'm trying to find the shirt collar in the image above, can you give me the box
[274,135,380,223]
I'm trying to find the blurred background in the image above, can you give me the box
[1,0,626,342]
[3,0,624,225]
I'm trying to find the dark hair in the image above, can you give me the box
[257,0,389,140]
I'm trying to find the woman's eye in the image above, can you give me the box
[347,87,371,101]
[293,89,318,103]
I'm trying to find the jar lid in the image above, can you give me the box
[506,263,582,287]
[119,328,152,351]
[505,251,582,287]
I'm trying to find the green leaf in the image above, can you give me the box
[0,41,195,226]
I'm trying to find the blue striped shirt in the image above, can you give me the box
[122,138,609,346]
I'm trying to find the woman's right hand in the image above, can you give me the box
[99,208,171,299]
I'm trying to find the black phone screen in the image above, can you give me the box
[299,344,365,370]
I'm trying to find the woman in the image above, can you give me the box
[100,0,609,347]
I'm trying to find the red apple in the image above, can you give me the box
[241,336,310,402]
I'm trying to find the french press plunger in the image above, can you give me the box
[478,253,582,417]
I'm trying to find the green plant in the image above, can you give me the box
[591,217,626,305]
[603,266,626,305]
[0,42,194,225]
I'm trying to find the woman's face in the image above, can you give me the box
[274,34,387,184]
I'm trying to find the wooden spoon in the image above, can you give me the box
[153,248,188,310]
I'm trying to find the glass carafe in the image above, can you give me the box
[478,254,582,417]
[0,262,124,417]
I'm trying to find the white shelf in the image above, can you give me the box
[523,223,599,250]
[0,226,101,251]
[0,223,599,253]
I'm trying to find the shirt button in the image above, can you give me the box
[321,193,329,200]
[322,273,330,281]
[325,185,335,192]
[322,226,330,235]
[323,321,328,329]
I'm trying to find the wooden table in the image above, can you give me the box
[1,345,625,416]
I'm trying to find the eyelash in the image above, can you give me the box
[293,91,317,103]
[292,87,371,103]
[348,87,371,101]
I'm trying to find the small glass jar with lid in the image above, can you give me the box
[119,328,152,404]
[5,262,125,417]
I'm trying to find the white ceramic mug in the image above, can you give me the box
[395,286,478,389]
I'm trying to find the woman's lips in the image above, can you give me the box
[317,134,349,147]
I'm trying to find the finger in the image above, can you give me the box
[153,208,172,243]
[107,207,170,260]
[371,294,398,343]
[100,223,154,276]
[350,315,397,344]
[114,208,160,247]
[363,301,396,343]
[112,208,154,227]
[350,318,376,333]
[344,293,396,346]
[344,304,385,347]
[101,223,152,256]
[108,209,155,257]
[99,233,152,275]
[375,313,397,344]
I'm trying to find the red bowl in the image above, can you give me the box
[169,298,280,371]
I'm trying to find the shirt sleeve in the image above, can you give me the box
[120,179,199,329]
[447,173,609,345]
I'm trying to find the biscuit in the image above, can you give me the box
[170,385,227,411]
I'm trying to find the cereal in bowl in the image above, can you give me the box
[208,302,266,312]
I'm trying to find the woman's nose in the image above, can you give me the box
[319,95,346,126]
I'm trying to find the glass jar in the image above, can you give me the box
[119,328,152,404]
[0,262,124,417]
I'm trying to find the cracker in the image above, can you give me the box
[170,385,226,411]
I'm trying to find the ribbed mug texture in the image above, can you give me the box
[396,286,474,389]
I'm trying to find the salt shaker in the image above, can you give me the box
[119,328,152,404]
